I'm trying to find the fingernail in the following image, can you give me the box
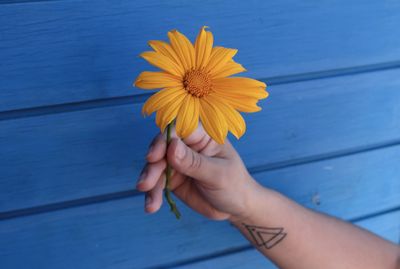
[146,145,154,158]
[145,195,152,206]
[175,140,185,160]
[137,170,147,186]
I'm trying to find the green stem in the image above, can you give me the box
[164,122,181,219]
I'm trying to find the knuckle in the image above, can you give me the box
[188,150,202,171]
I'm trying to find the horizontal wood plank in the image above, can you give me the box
[1,69,400,212]
[1,0,400,111]
[175,210,400,269]
[0,146,399,269]
[178,248,278,269]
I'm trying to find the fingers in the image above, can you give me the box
[146,133,167,163]
[167,138,226,185]
[136,159,166,192]
[139,125,237,215]
[205,138,238,159]
[147,124,228,164]
[181,123,224,156]
[138,131,183,215]
[182,123,209,150]
[144,174,165,213]
[136,158,169,214]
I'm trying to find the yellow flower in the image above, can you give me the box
[134,26,268,144]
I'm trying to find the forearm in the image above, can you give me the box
[229,181,400,269]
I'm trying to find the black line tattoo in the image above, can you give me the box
[242,223,287,249]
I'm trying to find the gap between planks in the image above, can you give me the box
[1,137,400,221]
[1,60,400,121]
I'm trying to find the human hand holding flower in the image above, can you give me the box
[136,124,260,221]
[134,26,268,218]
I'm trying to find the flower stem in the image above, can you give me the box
[164,122,181,219]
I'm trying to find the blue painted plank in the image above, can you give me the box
[356,211,400,245]
[175,211,400,269]
[177,248,278,269]
[1,69,400,212]
[1,0,400,111]
[0,146,399,269]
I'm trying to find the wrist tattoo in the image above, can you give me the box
[242,223,287,249]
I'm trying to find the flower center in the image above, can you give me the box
[183,69,212,98]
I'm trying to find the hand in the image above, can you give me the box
[136,124,260,221]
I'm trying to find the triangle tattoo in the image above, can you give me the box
[243,223,287,249]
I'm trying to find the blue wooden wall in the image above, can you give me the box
[1,1,399,268]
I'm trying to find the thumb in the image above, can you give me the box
[167,138,223,183]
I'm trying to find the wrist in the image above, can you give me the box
[228,177,274,224]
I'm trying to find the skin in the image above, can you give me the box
[136,125,400,269]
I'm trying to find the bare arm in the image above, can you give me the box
[229,185,400,269]
[137,126,400,269]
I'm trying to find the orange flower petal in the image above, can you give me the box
[212,77,268,99]
[207,95,246,139]
[194,26,214,69]
[206,47,238,74]
[213,76,266,88]
[168,30,195,70]
[142,87,186,115]
[211,92,262,113]
[148,40,183,69]
[199,97,228,144]
[155,92,187,132]
[134,71,183,90]
[140,51,184,77]
[175,95,199,138]
[211,60,246,79]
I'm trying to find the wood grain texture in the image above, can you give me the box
[0,146,399,269]
[175,210,400,269]
[1,69,400,212]
[1,0,400,111]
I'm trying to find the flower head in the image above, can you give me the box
[134,26,268,144]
